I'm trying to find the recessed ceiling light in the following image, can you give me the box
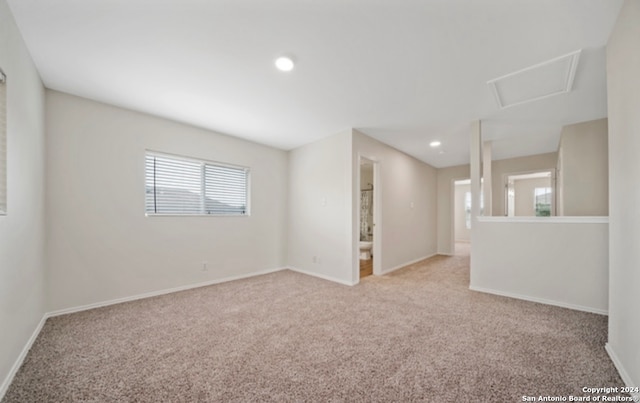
[275,56,295,72]
[430,141,441,148]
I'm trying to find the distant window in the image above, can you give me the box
[464,191,484,228]
[145,152,249,216]
[534,187,552,217]
[0,69,6,215]
[465,192,471,229]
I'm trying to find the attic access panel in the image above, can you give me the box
[488,50,581,109]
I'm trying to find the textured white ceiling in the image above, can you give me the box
[6,0,623,167]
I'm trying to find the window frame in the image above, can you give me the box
[144,150,251,217]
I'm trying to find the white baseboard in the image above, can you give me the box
[469,285,608,315]
[379,253,438,275]
[1,267,289,400]
[287,266,356,286]
[48,267,287,317]
[605,343,640,400]
[0,314,48,401]
[1,267,288,400]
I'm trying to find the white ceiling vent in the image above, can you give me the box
[488,50,581,109]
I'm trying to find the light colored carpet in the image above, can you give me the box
[3,253,625,402]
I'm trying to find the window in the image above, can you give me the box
[534,187,552,217]
[145,152,249,216]
[0,68,6,215]
[464,191,484,229]
[465,192,471,229]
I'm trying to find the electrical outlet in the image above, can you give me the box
[202,261,208,271]
[312,256,317,263]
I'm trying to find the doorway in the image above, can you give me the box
[453,179,471,256]
[358,157,379,279]
[505,170,555,217]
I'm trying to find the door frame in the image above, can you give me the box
[503,169,556,216]
[450,177,471,255]
[356,154,381,281]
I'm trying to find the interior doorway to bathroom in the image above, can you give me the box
[359,157,378,279]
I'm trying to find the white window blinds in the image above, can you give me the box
[145,152,249,216]
[0,69,6,215]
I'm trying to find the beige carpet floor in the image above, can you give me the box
[3,253,626,402]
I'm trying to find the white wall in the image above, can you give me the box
[454,183,470,242]
[471,128,608,315]
[606,0,640,388]
[45,91,288,311]
[288,129,437,285]
[352,130,437,280]
[0,0,46,396]
[557,118,609,216]
[287,129,353,285]
[436,164,470,255]
[471,218,609,314]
